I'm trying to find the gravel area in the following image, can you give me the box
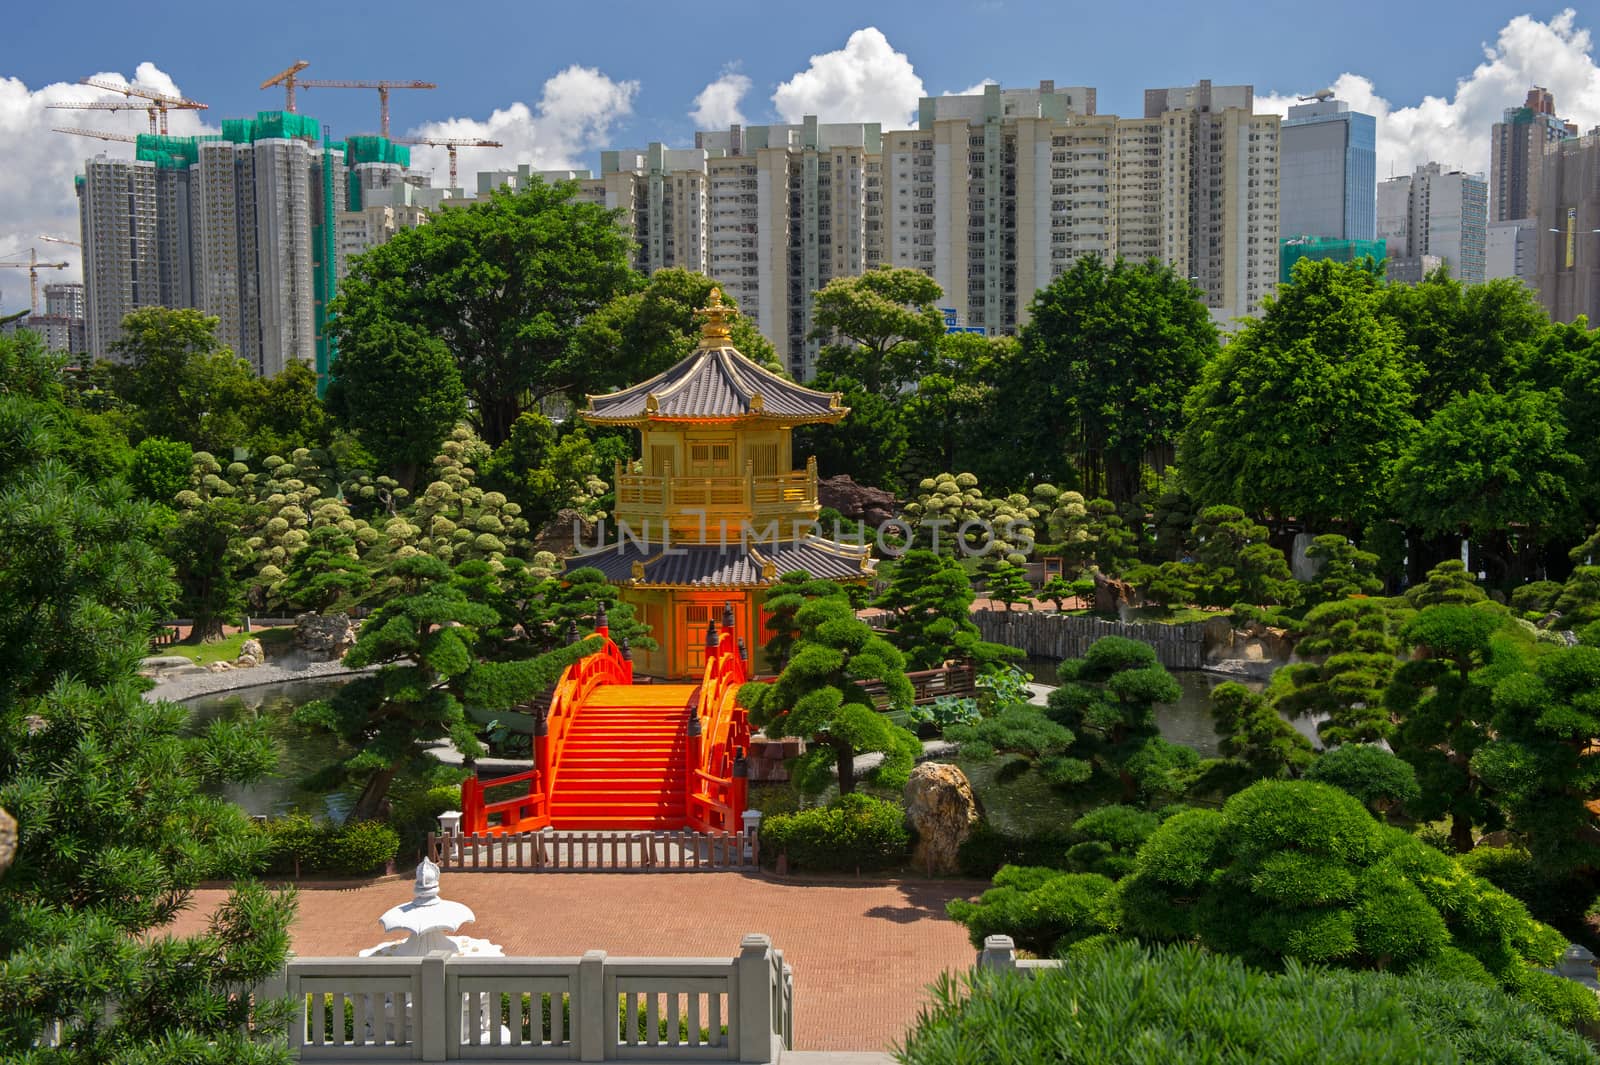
[142,659,374,703]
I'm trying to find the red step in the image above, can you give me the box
[544,685,705,831]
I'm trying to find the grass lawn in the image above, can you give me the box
[169,626,295,666]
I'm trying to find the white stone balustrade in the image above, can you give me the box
[280,933,791,1062]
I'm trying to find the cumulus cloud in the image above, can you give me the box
[772,28,926,127]
[690,68,751,129]
[0,62,213,298]
[1260,9,1600,180]
[945,79,998,97]
[408,65,639,186]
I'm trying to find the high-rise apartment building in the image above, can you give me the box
[1378,163,1487,285]
[1486,219,1538,287]
[1279,94,1376,241]
[595,145,711,276]
[77,156,160,359]
[77,113,409,381]
[1534,130,1600,325]
[1144,81,1281,322]
[1491,87,1576,224]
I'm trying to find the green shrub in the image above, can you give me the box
[956,821,1075,878]
[895,940,1600,1065]
[324,820,400,876]
[1512,581,1565,616]
[946,866,1117,954]
[1305,744,1420,813]
[253,815,399,877]
[389,784,462,857]
[761,793,910,872]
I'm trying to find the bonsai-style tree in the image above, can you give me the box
[165,493,253,641]
[757,570,845,673]
[1109,780,1593,1027]
[876,550,1014,669]
[1304,744,1421,820]
[1271,599,1401,745]
[983,559,1035,612]
[1086,498,1139,576]
[296,554,498,821]
[1209,681,1314,780]
[1386,605,1511,852]
[1302,534,1384,606]
[1405,559,1487,608]
[276,525,373,614]
[1474,644,1600,874]
[1190,505,1294,608]
[1045,637,1191,801]
[740,594,919,795]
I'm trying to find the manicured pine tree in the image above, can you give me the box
[1209,681,1314,780]
[1271,598,1400,745]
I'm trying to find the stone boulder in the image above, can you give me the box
[904,762,980,875]
[235,638,265,668]
[295,612,357,660]
[1092,569,1137,614]
[533,508,596,556]
[817,474,897,530]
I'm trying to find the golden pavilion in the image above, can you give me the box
[570,290,874,678]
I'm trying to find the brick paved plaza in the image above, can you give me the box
[171,872,984,1052]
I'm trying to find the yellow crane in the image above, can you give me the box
[0,250,70,315]
[45,77,208,136]
[371,135,503,187]
[52,126,140,144]
[260,61,436,137]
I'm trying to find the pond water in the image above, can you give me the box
[182,677,359,821]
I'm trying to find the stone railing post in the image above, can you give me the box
[577,949,606,1062]
[978,934,1018,972]
[736,933,779,1063]
[741,809,762,861]
[415,950,450,1062]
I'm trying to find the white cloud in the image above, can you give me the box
[945,79,998,97]
[771,28,926,127]
[408,65,639,186]
[1260,9,1600,180]
[0,62,213,300]
[690,68,751,129]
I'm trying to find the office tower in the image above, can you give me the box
[1145,80,1281,321]
[1378,162,1488,285]
[77,155,160,360]
[1279,94,1376,241]
[1535,130,1600,324]
[1491,87,1577,224]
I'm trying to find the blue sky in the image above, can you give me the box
[5,0,1587,151]
[5,2,1600,289]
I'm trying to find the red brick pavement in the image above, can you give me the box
[169,872,984,1052]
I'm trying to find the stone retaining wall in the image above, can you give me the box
[970,609,1211,670]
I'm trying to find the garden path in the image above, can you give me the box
[170,871,982,1052]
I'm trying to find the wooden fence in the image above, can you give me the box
[969,609,1212,670]
[428,829,758,872]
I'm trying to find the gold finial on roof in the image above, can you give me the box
[696,287,736,347]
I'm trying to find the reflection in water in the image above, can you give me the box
[182,678,356,821]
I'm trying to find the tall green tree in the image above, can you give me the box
[166,495,253,642]
[1181,259,1418,531]
[810,265,946,395]
[1012,257,1217,501]
[792,371,909,489]
[109,307,262,453]
[575,267,781,378]
[332,181,637,445]
[247,359,334,457]
[325,318,467,487]
[1390,388,1580,583]
[128,436,194,503]
[899,333,1006,483]
[740,594,919,795]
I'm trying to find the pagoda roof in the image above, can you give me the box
[581,289,847,426]
[566,537,873,589]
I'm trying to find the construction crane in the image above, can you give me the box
[52,125,140,144]
[61,77,207,135]
[47,99,165,134]
[261,60,312,112]
[303,80,436,138]
[0,250,70,315]
[39,235,82,249]
[380,136,502,187]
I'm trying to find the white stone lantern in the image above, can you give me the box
[360,858,502,959]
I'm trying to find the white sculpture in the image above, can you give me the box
[360,858,502,959]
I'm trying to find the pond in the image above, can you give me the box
[182,677,359,821]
